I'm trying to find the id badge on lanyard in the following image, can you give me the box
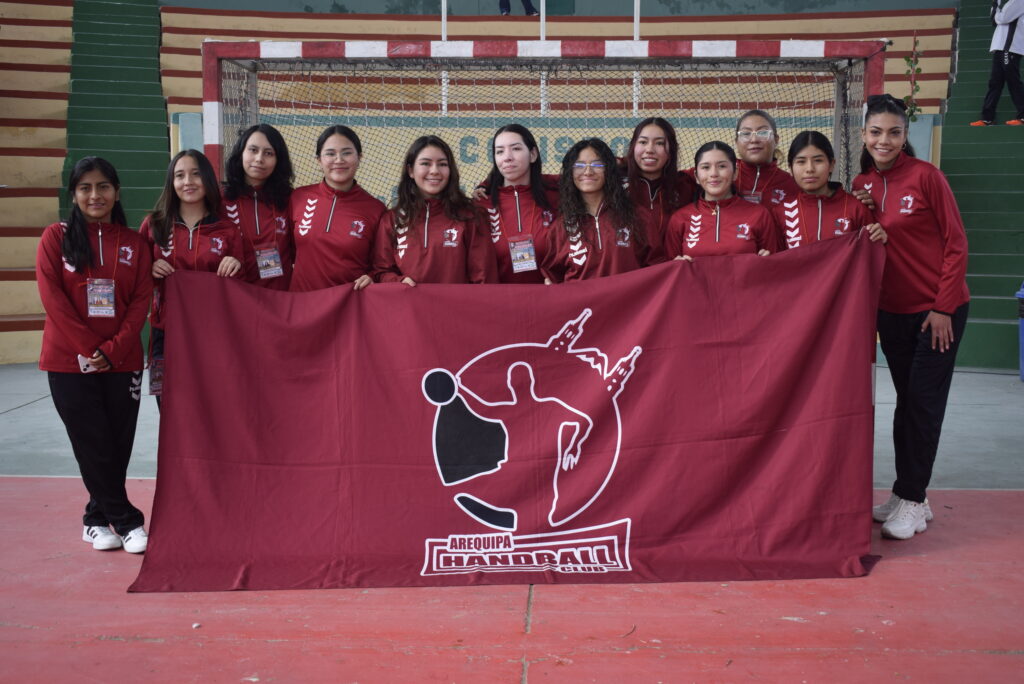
[741,192,762,204]
[86,278,115,318]
[149,358,164,396]
[256,246,284,279]
[508,235,538,273]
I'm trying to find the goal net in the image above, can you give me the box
[205,40,885,205]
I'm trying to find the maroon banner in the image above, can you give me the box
[130,234,884,592]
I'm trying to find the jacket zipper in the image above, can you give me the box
[752,166,761,193]
[714,202,720,241]
[513,188,523,233]
[98,227,104,267]
[816,198,823,241]
[880,176,888,213]
[253,193,261,236]
[424,203,430,248]
[324,195,338,233]
[593,202,603,250]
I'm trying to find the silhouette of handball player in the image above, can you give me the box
[423,315,640,534]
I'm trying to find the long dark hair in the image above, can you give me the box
[150,149,222,250]
[787,130,836,167]
[484,124,553,212]
[393,135,474,226]
[223,123,293,211]
[62,156,128,272]
[859,94,917,174]
[693,141,738,199]
[626,117,686,213]
[559,138,642,245]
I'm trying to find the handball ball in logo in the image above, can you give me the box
[422,309,641,533]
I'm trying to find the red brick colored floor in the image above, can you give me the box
[1,477,1021,682]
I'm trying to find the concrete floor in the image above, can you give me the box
[3,361,1021,489]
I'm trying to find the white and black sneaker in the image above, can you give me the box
[83,525,122,551]
[120,526,148,554]
[872,493,933,523]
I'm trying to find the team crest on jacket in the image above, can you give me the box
[736,223,751,240]
[542,210,554,227]
[443,227,460,247]
[420,309,639,575]
[900,195,915,214]
[615,228,631,248]
[834,217,851,235]
[210,237,224,255]
[275,216,288,234]
[118,245,135,266]
[771,188,786,205]
[349,219,366,239]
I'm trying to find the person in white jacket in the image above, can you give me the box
[971,0,1024,125]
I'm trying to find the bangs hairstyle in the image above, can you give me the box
[558,138,642,246]
[735,109,783,162]
[223,123,294,211]
[393,135,474,227]
[787,130,835,168]
[149,149,222,250]
[693,141,738,198]
[316,124,362,157]
[859,93,917,174]
[484,123,553,212]
[626,117,688,213]
[62,156,128,272]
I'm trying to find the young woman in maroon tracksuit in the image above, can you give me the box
[36,157,152,553]
[222,124,294,290]
[373,135,498,285]
[290,125,387,292]
[853,94,970,541]
[140,150,242,404]
[664,141,777,261]
[733,109,800,208]
[774,130,887,250]
[478,124,559,284]
[541,138,648,282]
[624,117,697,264]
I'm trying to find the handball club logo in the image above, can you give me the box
[420,309,640,576]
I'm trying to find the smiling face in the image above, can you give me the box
[173,154,206,208]
[790,144,835,195]
[572,146,606,197]
[862,112,907,171]
[409,145,451,198]
[318,133,361,191]
[695,148,735,201]
[735,114,778,166]
[494,131,537,187]
[74,169,119,224]
[241,131,277,186]
[633,123,671,180]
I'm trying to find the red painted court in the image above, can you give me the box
[2,477,1021,681]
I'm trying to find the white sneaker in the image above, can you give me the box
[881,499,929,540]
[120,526,148,554]
[872,493,933,523]
[82,525,122,551]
